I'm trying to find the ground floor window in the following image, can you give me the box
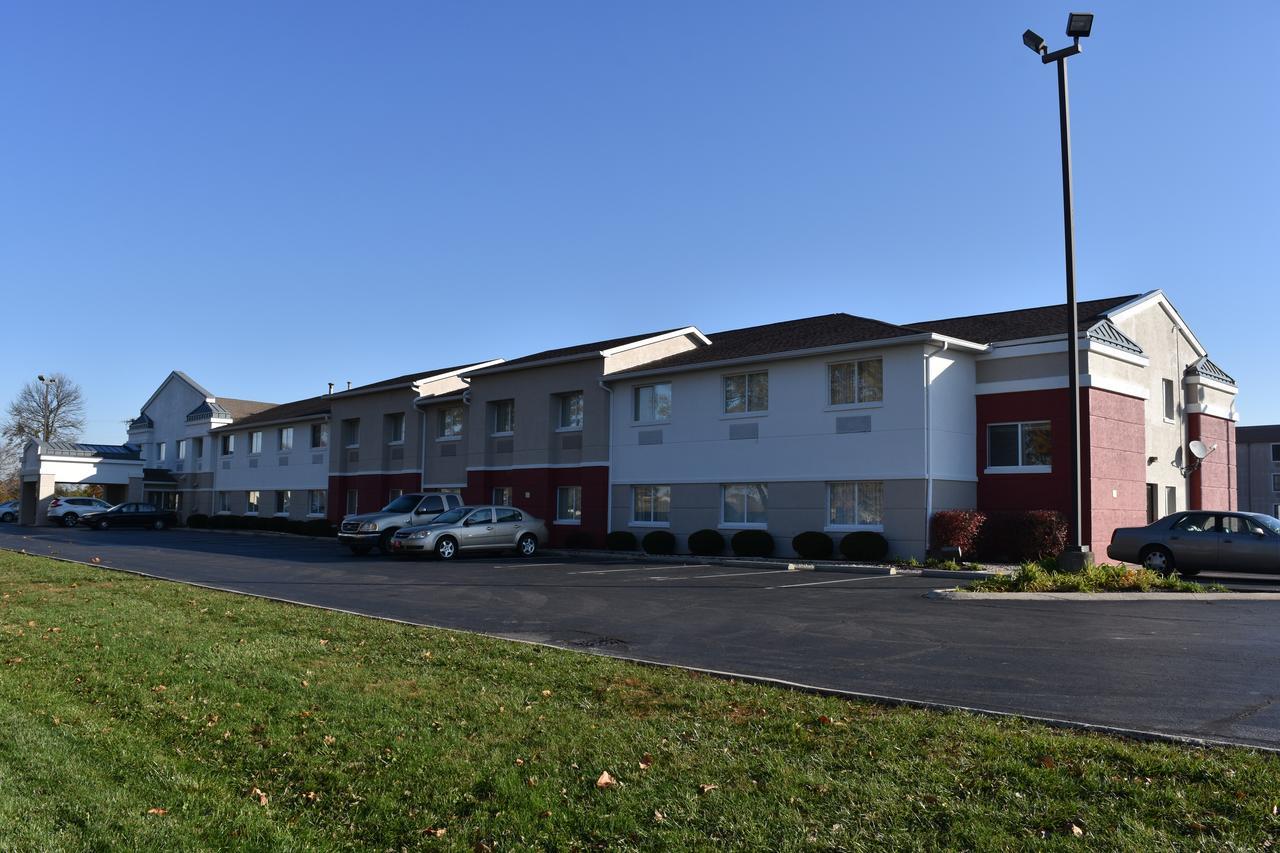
[217,492,230,513]
[492,486,512,506]
[147,491,180,512]
[388,488,403,502]
[556,486,582,523]
[345,489,358,515]
[986,421,1052,470]
[246,491,259,514]
[721,483,767,527]
[276,491,292,515]
[632,485,671,525]
[1273,474,1280,492]
[1165,485,1177,516]
[827,481,884,529]
[309,490,326,516]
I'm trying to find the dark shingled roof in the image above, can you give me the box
[209,395,331,432]
[214,397,276,421]
[611,314,921,375]
[907,295,1141,344]
[1237,425,1280,444]
[483,328,688,372]
[339,363,484,396]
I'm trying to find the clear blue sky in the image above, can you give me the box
[2,1,1276,443]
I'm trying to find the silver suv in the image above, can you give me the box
[338,492,462,555]
[48,497,114,527]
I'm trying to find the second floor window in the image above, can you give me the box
[157,442,166,462]
[1163,379,1175,421]
[311,422,328,449]
[220,434,234,455]
[987,421,1052,469]
[724,372,768,415]
[250,431,263,454]
[342,418,360,448]
[278,427,293,452]
[558,392,583,430]
[491,400,515,435]
[829,357,883,405]
[438,406,464,438]
[386,412,405,444]
[633,382,671,423]
[177,440,187,460]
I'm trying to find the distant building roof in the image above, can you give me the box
[209,395,331,432]
[1237,425,1280,444]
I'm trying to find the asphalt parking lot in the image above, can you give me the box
[3,523,1280,750]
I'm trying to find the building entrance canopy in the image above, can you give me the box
[18,440,145,525]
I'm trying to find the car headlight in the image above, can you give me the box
[358,522,379,532]
[408,530,430,540]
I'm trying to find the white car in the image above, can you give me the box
[48,497,114,527]
[0,501,18,523]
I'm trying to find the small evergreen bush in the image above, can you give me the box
[839,531,889,561]
[791,531,833,560]
[605,531,638,551]
[687,529,725,556]
[642,530,677,555]
[731,529,775,558]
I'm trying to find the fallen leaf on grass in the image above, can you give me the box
[1040,756,1056,769]
[323,735,336,746]
[639,753,654,770]
[90,557,101,564]
[1070,823,1084,837]
[596,771,618,789]
[146,808,167,816]
[539,810,552,818]
[698,784,719,795]
[420,827,446,837]
[541,690,552,697]
[151,685,167,693]
[250,787,268,806]
[653,810,666,823]
[303,791,319,803]
[817,715,832,725]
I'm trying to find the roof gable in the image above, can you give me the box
[1185,356,1236,386]
[1086,319,1144,355]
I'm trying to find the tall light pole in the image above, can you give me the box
[36,374,58,442]
[1023,13,1095,571]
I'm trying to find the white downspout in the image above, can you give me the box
[923,341,948,556]
[599,379,613,536]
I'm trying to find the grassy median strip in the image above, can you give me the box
[966,562,1231,594]
[1,552,1277,850]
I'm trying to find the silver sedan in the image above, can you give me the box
[389,505,549,560]
[1107,511,1280,575]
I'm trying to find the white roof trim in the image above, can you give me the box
[599,326,711,356]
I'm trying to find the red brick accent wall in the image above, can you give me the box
[976,388,1074,527]
[326,473,422,522]
[1187,413,1237,511]
[1081,388,1148,556]
[465,466,609,548]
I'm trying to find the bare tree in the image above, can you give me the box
[2,373,87,451]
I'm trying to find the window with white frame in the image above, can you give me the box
[177,439,187,460]
[311,422,328,449]
[220,434,234,455]
[556,486,582,523]
[246,491,260,514]
[986,421,1052,470]
[721,483,767,526]
[632,485,671,525]
[1165,486,1177,516]
[217,491,229,513]
[633,382,672,423]
[342,418,360,448]
[491,400,515,435]
[1163,379,1175,421]
[346,489,358,515]
[309,490,326,516]
[276,491,292,515]
[157,442,167,462]
[558,392,584,430]
[492,486,512,506]
[250,431,263,454]
[385,413,405,444]
[438,406,464,439]
[827,481,884,529]
[193,437,204,460]
[278,427,293,452]
[723,372,768,415]
[829,357,883,405]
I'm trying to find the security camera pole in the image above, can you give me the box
[1023,13,1094,571]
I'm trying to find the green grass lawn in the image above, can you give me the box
[1,552,1277,850]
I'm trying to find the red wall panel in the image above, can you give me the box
[465,466,609,547]
[1188,413,1237,511]
[326,473,422,523]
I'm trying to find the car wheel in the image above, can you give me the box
[62,513,79,528]
[348,545,373,556]
[435,536,458,560]
[517,534,538,558]
[2,512,15,523]
[1140,546,1175,575]
[96,520,109,531]
[377,529,398,554]
[152,519,167,531]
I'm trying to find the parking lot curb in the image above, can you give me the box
[927,588,1280,601]
[543,549,896,574]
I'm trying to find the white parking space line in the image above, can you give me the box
[650,569,795,581]
[489,562,564,569]
[766,575,893,590]
[570,564,705,575]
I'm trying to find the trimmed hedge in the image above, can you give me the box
[973,510,1068,563]
[930,510,986,555]
[605,531,638,551]
[839,531,889,562]
[641,530,677,555]
[687,529,725,556]
[791,531,834,560]
[186,513,210,530]
[564,531,595,549]
[731,529,775,558]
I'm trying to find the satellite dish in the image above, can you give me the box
[1188,440,1209,460]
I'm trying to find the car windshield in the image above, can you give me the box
[1256,515,1280,535]
[381,495,423,513]
[430,507,469,525]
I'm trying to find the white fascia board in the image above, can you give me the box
[411,359,505,391]
[1105,290,1208,359]
[1184,374,1238,396]
[599,326,711,355]
[607,333,987,382]
[1185,402,1239,421]
[36,456,145,467]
